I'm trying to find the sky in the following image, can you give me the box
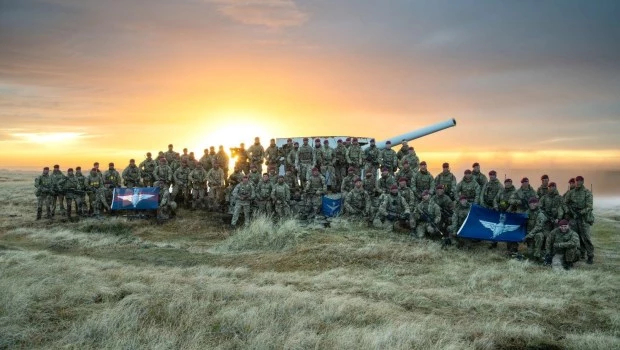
[1,0,619,172]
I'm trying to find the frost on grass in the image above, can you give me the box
[211,216,308,252]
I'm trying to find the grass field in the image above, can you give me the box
[1,171,618,349]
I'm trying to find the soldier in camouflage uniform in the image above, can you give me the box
[412,190,442,239]
[509,177,537,213]
[265,139,280,169]
[34,167,53,220]
[103,162,121,188]
[284,168,299,192]
[494,179,517,212]
[180,148,190,163]
[321,139,334,168]
[376,167,397,195]
[340,167,357,199]
[333,139,348,190]
[313,139,325,168]
[207,162,226,212]
[399,147,419,172]
[170,153,181,173]
[153,158,173,199]
[380,141,398,175]
[267,166,279,185]
[122,159,142,188]
[248,137,265,174]
[164,144,179,164]
[63,168,84,220]
[248,164,261,186]
[296,138,315,189]
[376,185,410,229]
[564,175,594,264]
[199,148,213,174]
[544,220,580,270]
[537,174,550,199]
[139,153,157,187]
[93,183,112,217]
[231,175,255,227]
[434,163,457,200]
[226,166,245,213]
[85,167,104,215]
[363,173,381,218]
[449,196,471,247]
[50,165,66,217]
[431,184,454,236]
[304,167,327,219]
[271,175,291,219]
[157,185,177,220]
[364,139,381,180]
[396,140,409,160]
[479,170,503,209]
[455,170,481,205]
[234,143,250,174]
[471,162,488,189]
[397,178,416,210]
[172,160,191,208]
[215,146,229,184]
[395,160,415,187]
[563,178,576,200]
[74,167,87,215]
[345,138,364,174]
[523,197,548,260]
[189,162,208,210]
[540,182,565,229]
[411,161,435,204]
[286,141,299,173]
[279,138,294,165]
[254,173,273,217]
[344,179,371,220]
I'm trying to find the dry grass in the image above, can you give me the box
[1,171,619,349]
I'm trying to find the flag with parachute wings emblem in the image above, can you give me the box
[457,204,528,242]
[111,187,159,210]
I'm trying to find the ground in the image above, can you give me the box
[1,170,618,349]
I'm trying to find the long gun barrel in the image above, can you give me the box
[370,118,456,149]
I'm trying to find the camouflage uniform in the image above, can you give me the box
[376,191,410,228]
[540,187,565,230]
[545,227,580,267]
[509,184,537,213]
[344,186,371,219]
[494,182,517,212]
[85,170,104,214]
[234,146,250,174]
[103,167,121,188]
[172,164,191,208]
[265,142,280,169]
[399,149,419,172]
[456,176,481,205]
[472,170,488,189]
[207,166,226,211]
[122,163,142,188]
[363,142,381,179]
[248,142,266,174]
[340,171,357,199]
[304,171,327,218]
[50,168,66,216]
[284,171,299,192]
[411,169,435,203]
[376,173,397,195]
[248,168,261,186]
[524,205,548,259]
[139,156,157,186]
[153,161,173,199]
[215,148,229,183]
[313,142,325,168]
[363,174,381,217]
[396,143,409,160]
[345,141,364,173]
[271,180,291,219]
[180,150,190,164]
[432,192,454,235]
[296,142,315,189]
[479,178,504,209]
[34,170,53,219]
[63,171,84,219]
[157,187,176,220]
[380,145,398,175]
[164,147,179,164]
[74,169,87,215]
[93,185,112,216]
[412,197,442,239]
[449,201,471,245]
[254,177,273,216]
[231,180,255,227]
[395,164,415,187]
[564,183,594,261]
[434,170,457,200]
[333,142,348,190]
[189,165,208,209]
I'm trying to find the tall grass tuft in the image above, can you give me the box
[212,216,308,252]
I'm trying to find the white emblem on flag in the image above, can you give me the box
[480,213,521,238]
[117,188,155,208]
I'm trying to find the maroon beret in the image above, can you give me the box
[442,162,449,168]
[420,161,427,166]
[505,178,512,183]
[541,174,549,180]
[43,167,49,170]
[390,184,398,190]
[568,178,575,184]
[398,177,408,183]
[422,190,430,196]
[473,162,480,167]
[549,182,557,187]
[489,170,497,176]
[464,169,472,174]
[576,176,584,182]
[521,177,529,183]
[459,195,467,201]
[559,219,569,226]
[528,197,539,204]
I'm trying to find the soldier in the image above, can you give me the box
[188,152,197,170]
[449,196,471,247]
[304,167,327,219]
[398,177,416,210]
[85,167,104,214]
[139,153,157,186]
[283,168,298,192]
[343,137,351,149]
[180,148,190,163]
[564,175,594,264]
[344,178,371,220]
[34,167,53,220]
[396,140,409,160]
[313,139,325,168]
[172,160,191,208]
[400,147,420,172]
[494,178,517,212]
[333,139,348,190]
[509,177,537,213]
[199,149,213,173]
[380,140,398,175]
[93,162,101,174]
[290,188,304,217]
[231,175,255,227]
[376,167,397,195]
[254,173,273,217]
[248,164,261,186]
[537,174,550,198]
[296,138,315,189]
[215,146,229,183]
[265,139,280,169]
[395,160,415,187]
[74,167,87,215]
[63,168,84,220]
[164,144,178,164]
[411,161,435,203]
[345,137,364,174]
[271,175,291,219]
[322,139,334,169]
[286,141,299,172]
[363,173,381,218]
[248,137,265,174]
[157,185,177,220]
[103,162,121,188]
[226,166,245,213]
[434,163,457,200]
[412,190,442,239]
[455,170,481,205]
[540,182,565,228]
[234,143,250,174]
[320,158,337,193]
[340,167,357,199]
[479,170,503,209]
[279,138,294,162]
[122,159,142,188]
[432,184,454,236]
[364,139,381,180]
[153,157,173,199]
[170,152,181,173]
[544,219,580,270]
[93,182,112,217]
[563,178,576,199]
[49,164,67,217]
[267,165,278,185]
[207,162,226,212]
[189,162,208,210]
[376,184,410,229]
[523,197,548,261]
[471,162,488,189]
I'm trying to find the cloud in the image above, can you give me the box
[8,132,92,144]
[207,0,308,28]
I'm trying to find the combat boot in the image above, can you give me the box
[66,206,72,219]
[45,208,52,219]
[586,256,593,265]
[36,209,42,220]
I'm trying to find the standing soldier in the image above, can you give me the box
[396,140,409,160]
[540,182,565,228]
[364,172,381,218]
[63,168,83,220]
[432,184,454,236]
[215,146,229,184]
[85,167,104,215]
[50,164,66,217]
[471,162,488,189]
[234,143,250,174]
[322,139,334,169]
[139,153,157,187]
[189,163,208,210]
[296,138,315,189]
[74,167,87,216]
[34,167,53,220]
[563,178,576,199]
[544,219,580,270]
[286,141,299,173]
[226,166,245,213]
[449,196,471,247]
[304,167,327,219]
[279,138,294,163]
[412,190,442,239]
[411,161,435,204]
[345,138,364,174]
[199,148,213,173]
[271,175,291,219]
[455,170,481,205]
[434,163,457,200]
[363,139,381,180]
[283,168,298,192]
[479,170,503,209]
[376,185,410,229]
[153,158,173,190]
[537,174,551,199]
[180,148,190,163]
[103,163,121,188]
[231,175,255,227]
[376,167,397,195]
[248,164,261,186]
[509,178,537,213]
[344,178,371,220]
[313,139,325,168]
[333,139,348,190]
[523,197,548,261]
[564,175,594,264]
[265,139,280,169]
[164,144,178,164]
[254,173,273,217]
[340,167,357,199]
[490,178,518,251]
[400,147,420,172]
[395,160,415,187]
[380,141,398,175]
[122,159,142,188]
[207,162,226,212]
[248,137,265,174]
[173,160,191,208]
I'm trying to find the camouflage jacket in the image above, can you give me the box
[449,203,471,233]
[494,185,516,212]
[189,168,208,188]
[540,189,565,221]
[546,228,579,255]
[256,180,273,200]
[103,169,121,187]
[51,170,66,192]
[480,179,503,208]
[380,148,398,169]
[509,185,537,213]
[413,199,441,225]
[248,143,265,163]
[412,170,435,198]
[456,178,481,203]
[434,171,457,199]
[34,174,53,195]
[154,165,173,183]
[472,171,488,189]
[122,165,141,183]
[207,168,225,187]
[378,193,410,217]
[271,183,290,202]
[564,185,594,223]
[173,166,191,186]
[346,145,363,166]
[376,175,397,194]
[525,208,548,239]
[305,174,326,194]
[345,187,371,213]
[364,145,381,165]
[233,182,255,203]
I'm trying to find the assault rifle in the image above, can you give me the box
[415,206,450,248]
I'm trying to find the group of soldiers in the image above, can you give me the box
[34,137,595,269]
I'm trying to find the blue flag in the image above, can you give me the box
[111,187,159,210]
[457,204,528,242]
[321,195,343,217]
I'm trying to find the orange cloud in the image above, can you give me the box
[208,0,308,28]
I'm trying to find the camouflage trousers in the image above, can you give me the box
[305,193,322,218]
[208,186,225,211]
[65,192,84,217]
[299,164,312,188]
[36,194,52,218]
[51,191,66,216]
[415,222,437,239]
[571,219,594,258]
[172,183,191,207]
[191,187,206,209]
[253,199,273,217]
[273,200,291,219]
[525,231,547,259]
[551,248,579,268]
[142,174,155,187]
[232,200,252,226]
[363,163,379,180]
[124,180,141,188]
